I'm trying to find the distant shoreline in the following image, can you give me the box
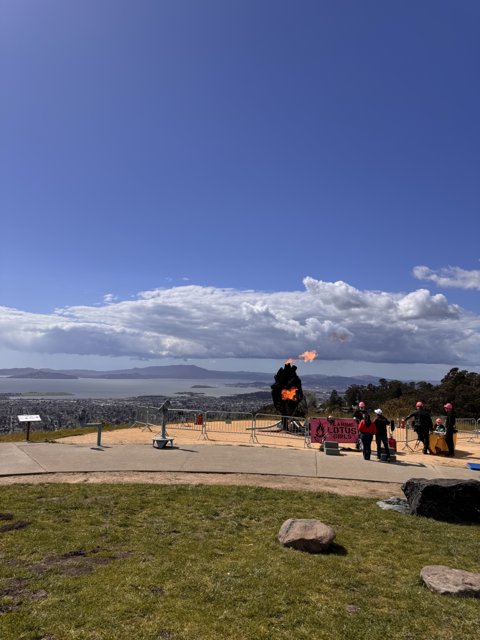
[15,391,75,397]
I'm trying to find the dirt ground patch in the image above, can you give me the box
[0,470,404,498]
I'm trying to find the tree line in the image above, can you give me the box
[324,368,480,419]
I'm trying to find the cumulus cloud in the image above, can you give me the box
[413,265,480,290]
[397,289,459,319]
[0,277,479,365]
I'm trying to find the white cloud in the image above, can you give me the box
[413,265,480,290]
[0,277,479,365]
[396,289,459,319]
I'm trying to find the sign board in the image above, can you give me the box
[17,415,42,422]
[310,418,358,444]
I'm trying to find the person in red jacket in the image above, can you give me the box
[358,413,376,460]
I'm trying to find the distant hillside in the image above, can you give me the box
[56,365,273,381]
[61,365,380,387]
[8,370,78,380]
[0,365,387,390]
[301,374,380,388]
[0,368,37,376]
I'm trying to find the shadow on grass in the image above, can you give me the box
[325,542,348,556]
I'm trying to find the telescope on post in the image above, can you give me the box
[152,400,174,449]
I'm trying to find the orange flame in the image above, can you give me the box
[298,350,317,362]
[285,358,296,365]
[281,387,297,401]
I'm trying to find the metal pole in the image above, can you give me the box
[86,423,103,448]
[161,402,169,439]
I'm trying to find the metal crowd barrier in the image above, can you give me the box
[455,418,477,439]
[165,408,206,439]
[203,411,255,441]
[133,405,164,432]
[395,420,418,451]
[253,413,310,447]
[134,405,480,449]
[134,405,205,438]
[395,416,480,451]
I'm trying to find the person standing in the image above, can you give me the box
[353,401,368,451]
[404,402,433,454]
[443,402,457,457]
[353,401,367,424]
[358,412,376,460]
[373,409,391,462]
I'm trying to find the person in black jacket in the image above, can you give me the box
[443,402,457,457]
[373,409,391,462]
[353,401,368,451]
[404,402,433,454]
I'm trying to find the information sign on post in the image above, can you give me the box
[17,415,42,441]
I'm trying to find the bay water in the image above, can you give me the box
[0,377,269,399]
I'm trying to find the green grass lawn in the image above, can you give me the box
[0,484,479,640]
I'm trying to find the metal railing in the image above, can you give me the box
[253,413,310,447]
[133,405,157,431]
[203,411,255,441]
[134,405,480,449]
[455,418,478,439]
[134,405,205,438]
[395,416,480,451]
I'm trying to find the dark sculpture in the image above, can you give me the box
[271,363,307,422]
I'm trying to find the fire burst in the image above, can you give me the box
[281,387,297,401]
[285,350,317,365]
[298,350,317,362]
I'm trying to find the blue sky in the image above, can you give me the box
[1,0,480,380]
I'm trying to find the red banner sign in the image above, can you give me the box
[310,418,358,444]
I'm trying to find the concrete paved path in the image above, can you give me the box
[1,441,478,483]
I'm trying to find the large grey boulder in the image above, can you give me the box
[421,565,480,597]
[277,518,335,553]
[401,478,480,523]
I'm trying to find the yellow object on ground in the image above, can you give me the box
[429,432,457,455]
